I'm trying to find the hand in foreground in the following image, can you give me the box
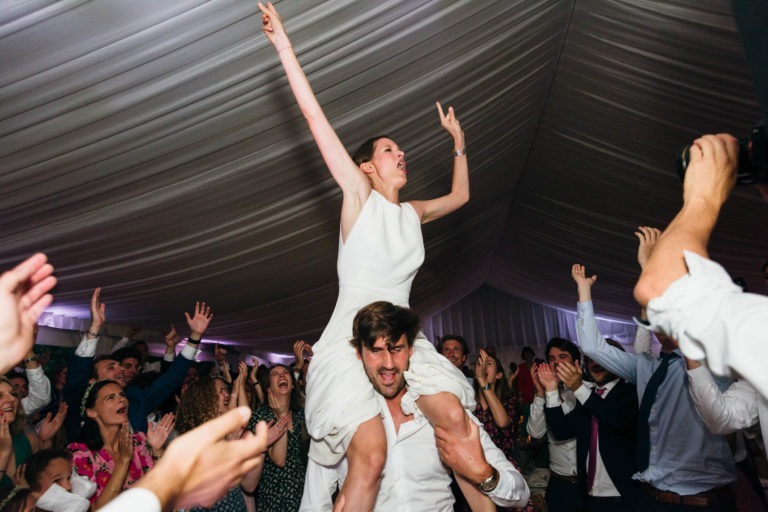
[436,102,465,148]
[635,226,661,270]
[683,134,738,210]
[0,253,56,374]
[258,2,291,51]
[555,361,582,391]
[435,420,493,485]
[185,302,213,339]
[136,407,268,509]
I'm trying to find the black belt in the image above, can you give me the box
[549,471,578,484]
[640,482,733,507]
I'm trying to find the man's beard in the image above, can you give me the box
[366,363,409,399]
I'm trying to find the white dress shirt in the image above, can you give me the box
[300,394,530,511]
[648,251,768,400]
[21,365,51,414]
[573,380,620,497]
[687,365,768,457]
[527,389,578,477]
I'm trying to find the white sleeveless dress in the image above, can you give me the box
[305,190,475,465]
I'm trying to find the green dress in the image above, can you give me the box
[247,407,308,512]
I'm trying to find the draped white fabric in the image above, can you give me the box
[1,0,765,361]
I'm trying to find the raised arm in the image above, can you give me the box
[572,264,638,383]
[634,134,738,306]
[258,3,368,202]
[410,103,469,224]
[0,253,56,374]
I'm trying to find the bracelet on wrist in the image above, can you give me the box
[479,383,492,391]
[453,148,466,157]
[87,331,101,338]
[188,337,201,344]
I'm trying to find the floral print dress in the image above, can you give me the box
[68,432,154,504]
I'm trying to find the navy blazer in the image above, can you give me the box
[545,379,639,505]
[63,351,192,440]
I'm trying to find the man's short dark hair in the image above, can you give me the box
[112,347,142,364]
[350,301,420,354]
[437,334,468,356]
[24,448,72,491]
[545,337,581,362]
[6,370,27,385]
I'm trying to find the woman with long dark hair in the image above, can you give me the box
[68,380,173,510]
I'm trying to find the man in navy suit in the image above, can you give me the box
[544,341,639,512]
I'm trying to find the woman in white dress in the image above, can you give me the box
[258,3,485,510]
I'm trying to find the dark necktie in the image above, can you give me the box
[586,387,605,492]
[636,352,678,471]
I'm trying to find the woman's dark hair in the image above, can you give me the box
[473,353,512,403]
[24,448,72,492]
[0,487,32,512]
[351,135,392,166]
[77,379,121,451]
[259,364,303,412]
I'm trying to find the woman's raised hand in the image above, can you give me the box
[474,350,488,388]
[148,413,175,452]
[258,2,291,51]
[436,102,465,147]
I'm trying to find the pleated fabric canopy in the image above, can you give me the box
[1,0,765,359]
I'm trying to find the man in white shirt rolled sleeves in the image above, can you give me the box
[300,301,531,511]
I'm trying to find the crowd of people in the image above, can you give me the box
[1,1,767,512]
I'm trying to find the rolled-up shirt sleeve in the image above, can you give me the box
[22,366,51,414]
[687,366,758,435]
[648,251,768,399]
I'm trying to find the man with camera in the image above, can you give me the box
[634,133,768,401]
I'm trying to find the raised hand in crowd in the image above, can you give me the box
[249,362,265,407]
[129,408,269,510]
[231,361,249,410]
[184,301,213,340]
[536,362,560,393]
[0,253,56,374]
[0,415,12,477]
[214,344,232,384]
[554,361,583,392]
[87,287,106,340]
[164,324,180,356]
[635,226,661,270]
[530,363,545,398]
[571,264,597,303]
[147,412,175,457]
[37,401,68,449]
[292,339,312,370]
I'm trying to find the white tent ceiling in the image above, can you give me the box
[2,0,766,358]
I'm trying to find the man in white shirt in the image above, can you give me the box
[526,337,583,512]
[300,301,530,511]
[634,133,768,400]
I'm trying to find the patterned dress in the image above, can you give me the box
[247,406,307,512]
[473,396,536,512]
[68,432,153,504]
[188,486,246,512]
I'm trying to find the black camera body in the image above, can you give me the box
[676,124,768,185]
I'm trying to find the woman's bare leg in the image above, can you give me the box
[337,416,387,512]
